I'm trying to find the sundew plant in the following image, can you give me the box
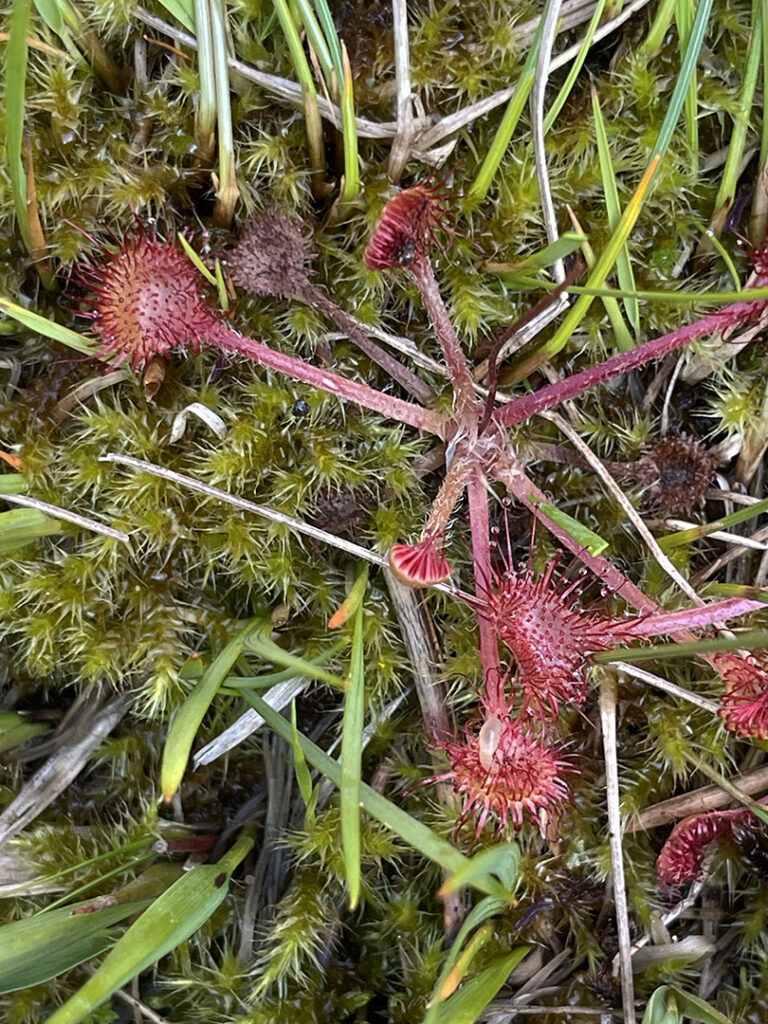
[3,0,768,1022]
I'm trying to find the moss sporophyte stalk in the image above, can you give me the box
[72,182,768,856]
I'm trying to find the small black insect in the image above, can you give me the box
[395,239,417,266]
[292,399,311,417]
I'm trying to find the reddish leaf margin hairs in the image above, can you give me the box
[72,186,768,835]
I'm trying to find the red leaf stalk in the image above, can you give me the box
[495,298,768,429]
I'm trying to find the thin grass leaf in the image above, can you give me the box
[0,507,63,554]
[658,495,768,550]
[429,948,531,1024]
[435,924,495,1001]
[531,498,609,556]
[0,710,49,754]
[213,257,230,309]
[423,896,506,1022]
[242,690,516,899]
[662,986,733,1024]
[689,760,768,827]
[221,639,346,689]
[693,221,742,289]
[710,0,762,234]
[0,296,97,356]
[704,583,768,604]
[191,0,217,164]
[541,281,768,303]
[5,0,32,252]
[642,986,683,1024]
[468,7,546,201]
[750,0,768,241]
[544,0,608,132]
[292,0,333,76]
[161,619,265,801]
[0,473,27,494]
[594,628,768,664]
[312,0,343,70]
[329,564,368,627]
[243,631,347,687]
[640,0,678,55]
[290,700,314,807]
[341,591,367,908]
[567,207,634,350]
[438,842,519,896]
[591,84,639,339]
[338,41,359,202]
[271,0,327,196]
[675,0,699,174]
[484,232,588,273]
[209,0,240,227]
[155,0,196,32]
[509,0,714,381]
[45,833,254,1024]
[0,899,152,994]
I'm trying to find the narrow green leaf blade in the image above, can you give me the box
[0,296,97,356]
[341,590,367,908]
[242,691,513,897]
[439,843,519,897]
[45,835,253,1024]
[161,620,263,800]
[6,0,32,251]
[431,948,530,1024]
[0,507,63,554]
[0,900,151,993]
[592,85,639,335]
[531,499,609,555]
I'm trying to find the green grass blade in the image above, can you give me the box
[640,0,678,55]
[0,296,97,356]
[485,232,588,272]
[711,0,762,232]
[155,0,196,32]
[193,0,217,153]
[568,212,634,349]
[544,0,608,132]
[0,473,27,494]
[532,499,609,556]
[312,0,343,72]
[423,896,507,1024]
[161,619,265,801]
[675,0,699,174]
[45,833,254,1024]
[243,632,347,687]
[663,985,733,1024]
[430,948,531,1024]
[222,640,346,689]
[594,628,768,664]
[0,507,63,553]
[338,41,360,202]
[657,495,768,550]
[292,0,334,76]
[0,900,152,994]
[468,7,546,201]
[242,690,516,899]
[0,710,49,754]
[591,84,639,339]
[210,0,240,226]
[6,0,32,252]
[290,700,314,807]
[508,0,715,381]
[271,0,326,196]
[341,589,367,908]
[438,843,519,896]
